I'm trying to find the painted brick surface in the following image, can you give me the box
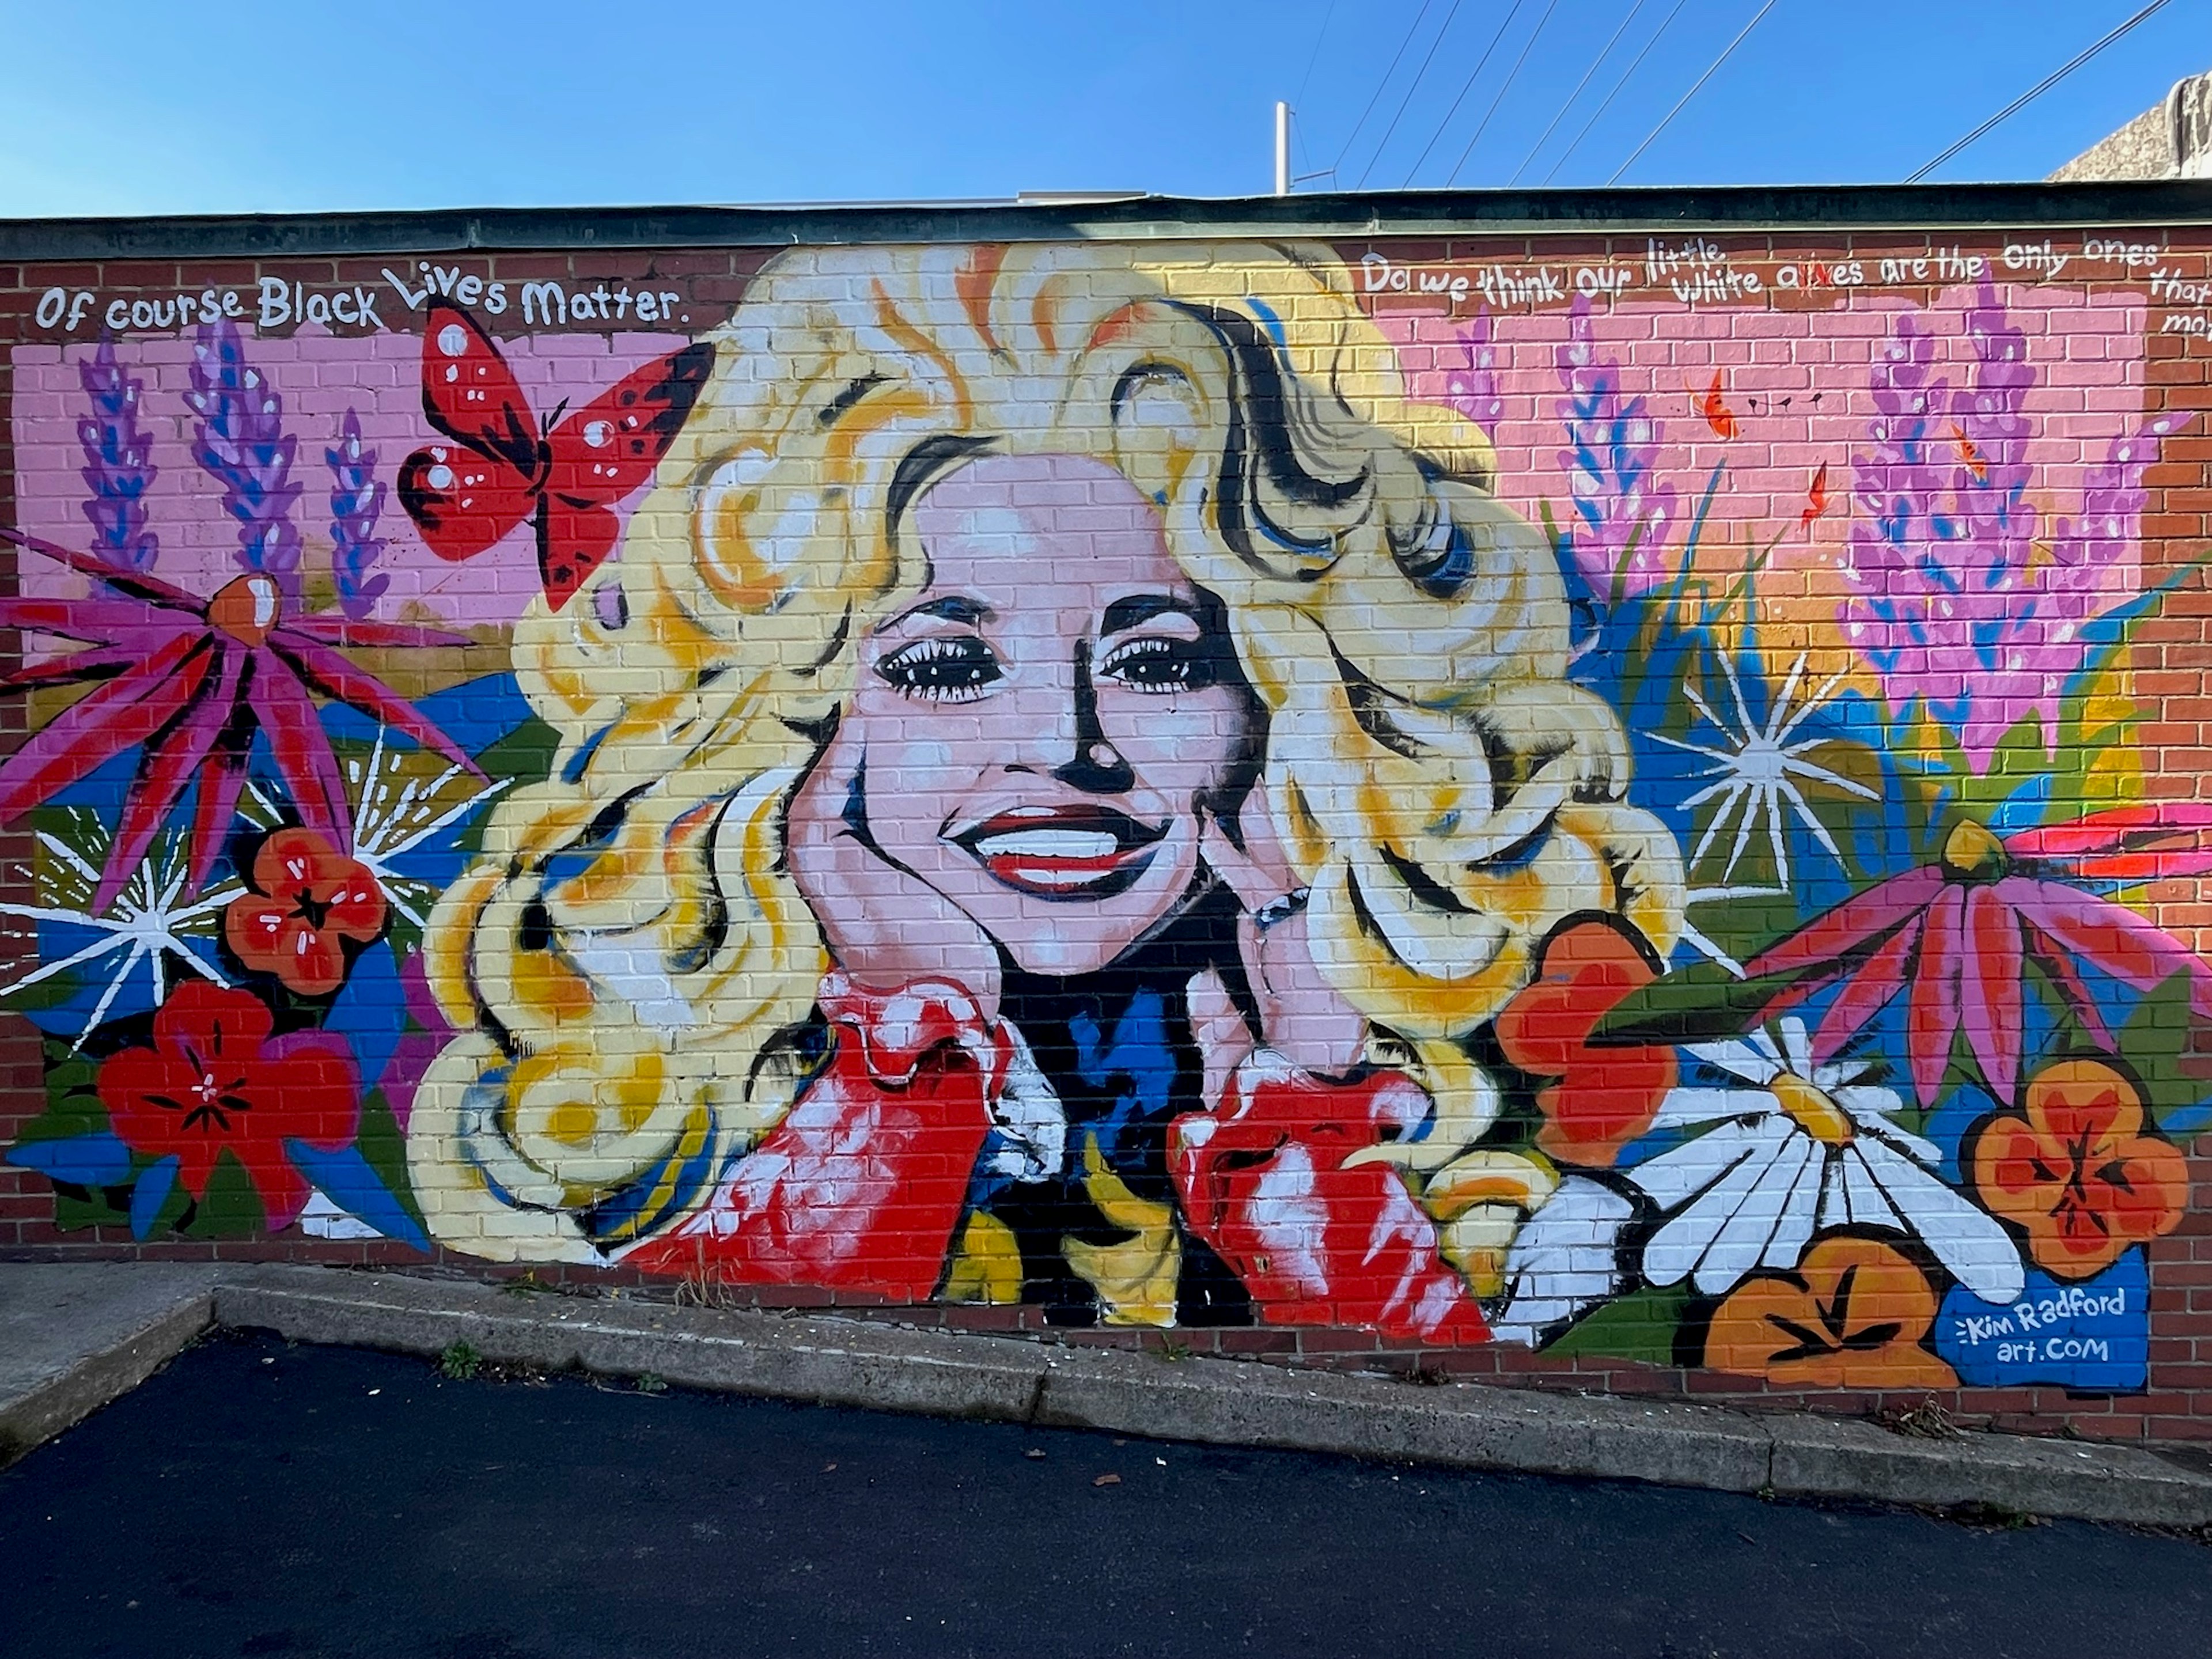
[6,216,2212,1440]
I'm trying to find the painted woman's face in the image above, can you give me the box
[847,453,1257,976]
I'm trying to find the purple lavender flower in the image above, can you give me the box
[1840,284,2180,767]
[75,338,161,571]
[1555,294,1675,597]
[326,409,389,620]
[1441,306,1504,440]
[184,319,302,601]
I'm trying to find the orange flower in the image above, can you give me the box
[223,828,387,996]
[1969,1058,2189,1281]
[1493,915,1676,1167]
[1706,1234,1957,1389]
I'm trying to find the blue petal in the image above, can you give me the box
[7,1131,132,1187]
[130,1156,180,1240]
[283,1140,429,1252]
[325,939,404,1092]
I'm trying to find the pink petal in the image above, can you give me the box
[1811,916,1920,1061]
[94,647,244,914]
[247,657,350,847]
[1745,864,1947,977]
[2020,916,2116,1050]
[1907,887,1965,1107]
[0,525,203,612]
[1959,886,2024,1104]
[2006,804,2212,881]
[267,637,480,777]
[0,634,214,825]
[2011,880,2212,1016]
[0,597,179,643]
[280,615,476,650]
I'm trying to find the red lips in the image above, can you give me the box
[952,804,1166,897]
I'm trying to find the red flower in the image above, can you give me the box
[1969,1058,2190,1281]
[98,981,358,1228]
[1748,808,2212,1107]
[224,829,387,995]
[0,525,477,912]
[1494,916,1677,1167]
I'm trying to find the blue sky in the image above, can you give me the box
[0,0,2202,216]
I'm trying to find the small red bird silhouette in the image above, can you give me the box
[1950,422,1989,484]
[1698,371,1738,440]
[1800,461,1831,529]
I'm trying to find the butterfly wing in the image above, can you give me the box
[397,442,544,563]
[419,301,544,480]
[534,340,715,609]
[537,499,623,613]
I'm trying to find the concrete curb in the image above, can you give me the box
[206,1267,2212,1528]
[7,1262,2211,1527]
[0,1265,222,1465]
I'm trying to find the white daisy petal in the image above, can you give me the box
[1642,1120,1793,1287]
[1766,1145,1827,1275]
[1778,1017,1813,1078]
[1685,1036,1782,1086]
[1860,1115,1943,1167]
[1648,1087,1779,1132]
[1694,1130,1817,1296]
[1817,1057,1872,1088]
[1840,1146,1901,1229]
[1816,1158,1851,1230]
[1493,1179,1633,1346]
[1833,1085,1906,1125]
[1854,1136,2025,1304]
[1620,1118,1772,1207]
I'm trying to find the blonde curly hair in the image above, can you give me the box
[407,240,1684,1264]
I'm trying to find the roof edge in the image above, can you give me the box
[6,181,2212,261]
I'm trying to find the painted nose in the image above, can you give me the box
[1009,647,1134,794]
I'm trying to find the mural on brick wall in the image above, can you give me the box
[6,236,2211,1395]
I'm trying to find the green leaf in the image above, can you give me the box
[1589,961,1812,1047]
[2115,969,2212,1130]
[1543,1283,1694,1365]
[353,1091,426,1234]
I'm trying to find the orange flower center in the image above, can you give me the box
[1940,817,2008,882]
[206,574,282,646]
[1772,1074,1855,1146]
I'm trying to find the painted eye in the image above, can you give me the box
[876,635,1003,702]
[1097,635,1213,694]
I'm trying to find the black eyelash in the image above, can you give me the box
[875,635,1003,703]
[1098,635,1214,694]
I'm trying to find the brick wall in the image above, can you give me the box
[6,201,2212,1441]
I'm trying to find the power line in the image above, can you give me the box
[1509,0,1648,187]
[1293,0,1339,114]
[1399,0,1528,185]
[1446,0,1563,186]
[1331,0,1438,175]
[1541,0,1689,185]
[1357,0,1467,189]
[1906,0,2177,182]
[1607,0,1777,185]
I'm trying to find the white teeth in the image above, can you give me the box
[974,830,1120,861]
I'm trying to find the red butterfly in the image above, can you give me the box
[397,302,714,611]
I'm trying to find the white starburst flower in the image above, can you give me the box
[1653,652,1876,888]
[255,728,507,930]
[1620,1016,2022,1305]
[0,812,236,1048]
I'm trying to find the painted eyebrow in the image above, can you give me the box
[1100,594,1200,635]
[889,596,995,628]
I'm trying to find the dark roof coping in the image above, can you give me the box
[5,182,2212,261]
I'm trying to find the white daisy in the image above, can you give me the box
[1493,1176,1633,1346]
[1622,1016,2022,1305]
